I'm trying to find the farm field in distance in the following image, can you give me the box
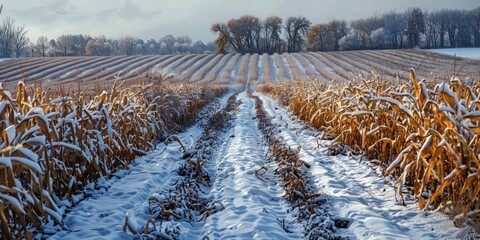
[1,49,480,239]
[1,49,479,91]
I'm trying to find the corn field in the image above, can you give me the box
[258,69,480,216]
[0,78,226,239]
[2,50,478,92]
[1,49,479,239]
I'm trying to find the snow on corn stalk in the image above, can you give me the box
[0,78,227,239]
[258,69,480,229]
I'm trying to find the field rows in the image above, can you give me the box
[1,50,478,91]
[1,50,479,239]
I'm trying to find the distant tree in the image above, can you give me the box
[160,35,176,54]
[70,34,90,56]
[0,17,15,57]
[48,39,57,56]
[175,35,192,53]
[327,19,348,50]
[264,16,283,54]
[85,35,113,56]
[370,27,385,49]
[57,34,75,56]
[338,29,360,50]
[351,17,383,49]
[146,39,160,54]
[406,8,425,48]
[12,24,28,57]
[471,7,480,47]
[383,11,406,48]
[284,16,311,52]
[306,23,329,51]
[211,22,230,53]
[212,15,266,54]
[117,36,137,55]
[36,36,48,57]
[28,42,35,57]
[192,40,207,54]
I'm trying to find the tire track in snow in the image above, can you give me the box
[258,94,463,240]
[201,92,301,239]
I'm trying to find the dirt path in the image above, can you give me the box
[201,92,301,239]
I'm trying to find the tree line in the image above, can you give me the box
[1,6,480,58]
[27,34,215,57]
[212,7,480,53]
[0,11,215,58]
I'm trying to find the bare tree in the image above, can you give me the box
[351,17,383,49]
[471,7,480,47]
[284,16,311,52]
[211,23,230,54]
[0,17,15,57]
[85,35,113,56]
[212,15,263,54]
[406,8,425,48]
[383,11,406,48]
[36,36,48,57]
[57,34,75,56]
[13,24,28,57]
[117,36,137,55]
[160,35,175,54]
[327,19,348,50]
[264,16,283,54]
[307,23,330,51]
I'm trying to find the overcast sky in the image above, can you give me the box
[3,0,479,43]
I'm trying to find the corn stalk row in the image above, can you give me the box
[258,70,480,227]
[0,79,227,239]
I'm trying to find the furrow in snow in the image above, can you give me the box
[201,92,301,239]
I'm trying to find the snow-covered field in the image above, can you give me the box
[2,49,478,239]
[42,87,472,240]
[427,48,480,59]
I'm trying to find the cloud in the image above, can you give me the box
[5,0,480,43]
[118,0,162,21]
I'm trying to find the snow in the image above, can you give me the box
[269,55,279,82]
[280,55,294,81]
[201,92,300,239]
[290,54,307,78]
[38,88,470,239]
[258,94,465,240]
[229,55,244,85]
[215,54,234,80]
[257,55,264,83]
[427,48,480,59]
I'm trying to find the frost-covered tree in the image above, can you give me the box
[57,34,75,56]
[338,29,360,50]
[0,17,15,57]
[370,27,385,49]
[117,36,137,55]
[406,8,425,48]
[36,36,48,57]
[12,24,28,57]
[383,11,406,48]
[85,35,113,56]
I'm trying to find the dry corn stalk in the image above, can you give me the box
[0,78,227,239]
[258,69,480,218]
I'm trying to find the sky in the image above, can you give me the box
[3,0,479,43]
